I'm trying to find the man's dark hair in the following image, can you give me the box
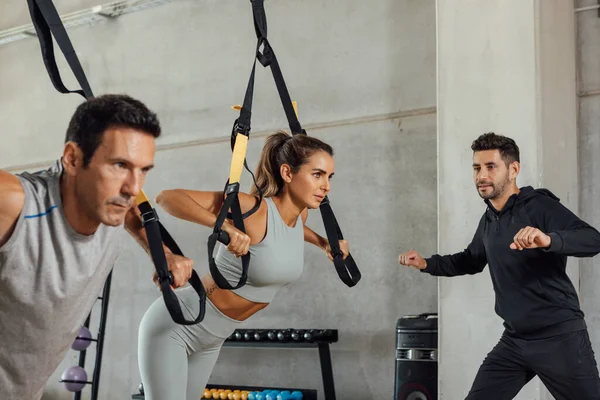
[65,94,161,166]
[471,132,520,166]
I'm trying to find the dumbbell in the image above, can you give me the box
[277,391,303,400]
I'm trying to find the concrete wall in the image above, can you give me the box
[0,0,438,398]
[576,0,600,379]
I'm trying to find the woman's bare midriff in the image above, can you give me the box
[201,274,268,321]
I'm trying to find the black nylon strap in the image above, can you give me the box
[246,0,361,287]
[264,45,303,134]
[249,0,301,134]
[319,198,361,287]
[27,0,93,99]
[251,0,267,39]
[29,0,208,324]
[236,40,260,132]
[138,202,206,325]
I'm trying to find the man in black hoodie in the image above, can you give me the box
[399,132,600,399]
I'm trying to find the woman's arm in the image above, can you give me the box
[155,189,263,256]
[301,208,328,250]
[156,189,263,225]
[155,189,224,227]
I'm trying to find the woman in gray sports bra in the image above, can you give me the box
[137,130,350,400]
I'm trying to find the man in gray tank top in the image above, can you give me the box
[0,94,194,400]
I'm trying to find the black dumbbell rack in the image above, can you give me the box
[67,271,112,400]
[221,329,338,400]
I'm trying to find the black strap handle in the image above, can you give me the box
[208,184,252,290]
[138,202,208,325]
[319,198,361,287]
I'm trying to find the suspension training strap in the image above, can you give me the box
[28,0,208,323]
[248,0,362,287]
[206,38,264,290]
[135,192,207,325]
[27,0,93,99]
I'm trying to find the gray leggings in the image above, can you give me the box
[138,286,244,400]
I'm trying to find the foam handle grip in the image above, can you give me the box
[218,231,230,245]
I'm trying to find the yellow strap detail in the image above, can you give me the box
[135,190,150,206]
[229,134,249,184]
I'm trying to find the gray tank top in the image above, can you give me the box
[214,196,305,303]
[0,160,123,400]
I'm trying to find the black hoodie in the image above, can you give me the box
[424,186,600,339]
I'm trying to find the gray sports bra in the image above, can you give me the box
[213,197,305,303]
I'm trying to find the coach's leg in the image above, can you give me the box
[531,329,600,400]
[465,334,535,400]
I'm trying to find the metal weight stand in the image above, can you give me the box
[66,271,113,400]
[221,328,338,400]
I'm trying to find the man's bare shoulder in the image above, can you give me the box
[0,170,25,246]
[0,170,25,209]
